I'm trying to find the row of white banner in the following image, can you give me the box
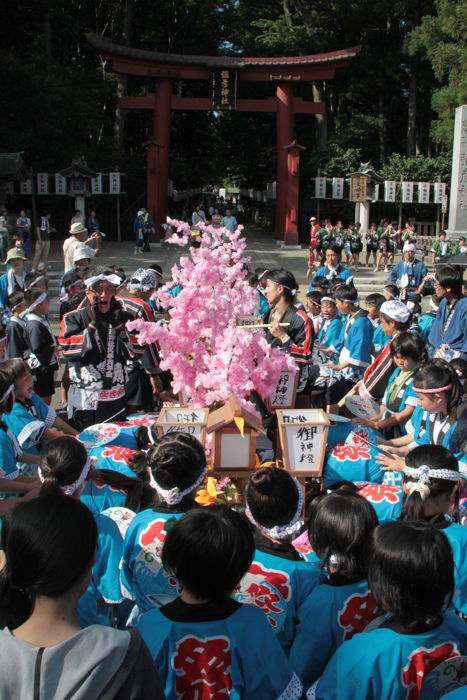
[15,173,122,196]
[314,177,446,204]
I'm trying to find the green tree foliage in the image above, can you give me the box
[380,153,452,181]
[407,0,467,146]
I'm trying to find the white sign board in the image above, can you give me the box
[332,177,344,199]
[20,179,32,195]
[401,181,414,203]
[315,177,326,199]
[37,173,49,195]
[434,182,446,205]
[55,174,67,195]
[384,180,396,202]
[418,182,430,204]
[236,315,263,327]
[109,172,121,194]
[267,370,298,409]
[91,174,103,194]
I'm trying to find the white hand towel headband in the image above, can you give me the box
[246,477,304,540]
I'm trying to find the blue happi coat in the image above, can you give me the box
[4,394,56,472]
[234,535,321,653]
[121,507,187,616]
[315,317,343,363]
[428,296,467,359]
[334,311,374,382]
[290,578,379,687]
[77,512,124,627]
[137,599,303,700]
[310,611,467,700]
[80,443,136,515]
[438,519,467,617]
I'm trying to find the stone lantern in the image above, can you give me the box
[59,157,97,220]
[348,162,383,234]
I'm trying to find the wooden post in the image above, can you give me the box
[275,82,294,243]
[152,78,172,243]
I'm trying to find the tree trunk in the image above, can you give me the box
[113,0,133,155]
[44,4,51,77]
[312,82,327,150]
[407,68,417,155]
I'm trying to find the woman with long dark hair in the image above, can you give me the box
[0,495,163,698]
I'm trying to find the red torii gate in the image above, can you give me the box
[87,35,359,244]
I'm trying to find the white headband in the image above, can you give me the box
[321,296,336,304]
[266,276,298,296]
[38,455,95,496]
[149,467,207,505]
[25,275,45,291]
[25,291,47,315]
[0,384,14,404]
[402,463,463,502]
[85,274,122,289]
[246,478,304,541]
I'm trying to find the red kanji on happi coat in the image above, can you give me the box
[172,635,233,699]
[402,642,460,700]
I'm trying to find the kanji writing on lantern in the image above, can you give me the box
[283,414,307,423]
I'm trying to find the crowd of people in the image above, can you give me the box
[0,209,465,698]
[307,217,466,275]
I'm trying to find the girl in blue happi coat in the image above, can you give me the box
[38,437,124,627]
[137,505,303,700]
[364,293,388,357]
[376,361,466,473]
[396,445,467,618]
[121,432,206,621]
[290,488,379,687]
[324,332,424,487]
[318,284,374,406]
[0,366,40,491]
[310,521,467,700]
[2,359,77,474]
[313,296,343,364]
[234,468,321,654]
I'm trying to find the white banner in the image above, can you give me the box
[418,182,430,204]
[434,182,446,204]
[384,180,396,202]
[20,179,32,195]
[55,174,67,195]
[109,172,121,194]
[373,183,380,201]
[315,176,326,199]
[37,173,49,195]
[332,177,344,199]
[401,181,414,203]
[91,173,103,194]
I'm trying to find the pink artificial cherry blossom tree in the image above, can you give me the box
[127,219,297,415]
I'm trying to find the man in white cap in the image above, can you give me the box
[387,242,429,299]
[117,268,164,410]
[58,267,143,429]
[63,222,99,273]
